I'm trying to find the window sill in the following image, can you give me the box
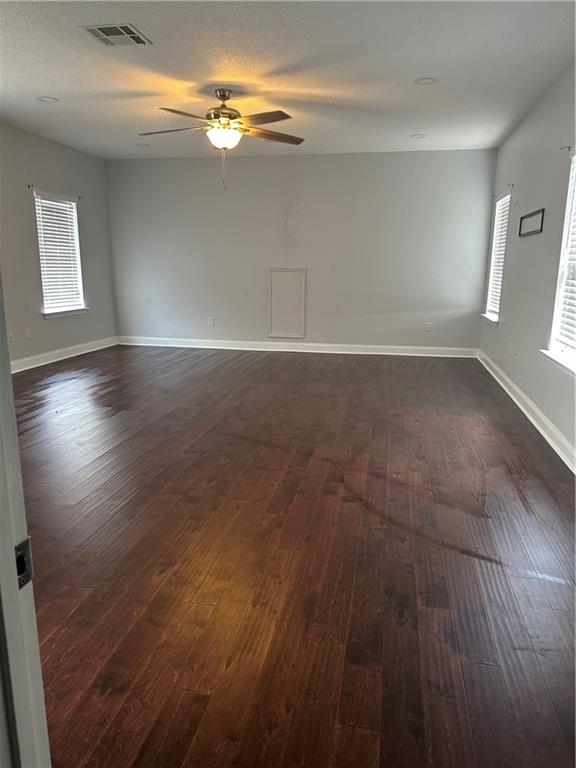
[481,312,499,325]
[42,306,89,319]
[540,348,576,376]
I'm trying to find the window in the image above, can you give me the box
[549,156,576,367]
[484,194,511,320]
[34,192,86,314]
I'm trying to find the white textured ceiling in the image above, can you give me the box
[0,1,573,159]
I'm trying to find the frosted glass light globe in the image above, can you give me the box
[206,126,242,150]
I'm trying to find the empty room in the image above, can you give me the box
[0,2,574,767]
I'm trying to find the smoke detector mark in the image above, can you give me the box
[84,24,153,46]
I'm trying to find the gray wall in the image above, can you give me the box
[0,123,116,361]
[480,64,575,446]
[107,150,495,349]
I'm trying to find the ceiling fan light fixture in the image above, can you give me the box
[206,126,242,150]
[142,90,303,153]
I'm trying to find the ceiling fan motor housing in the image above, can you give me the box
[207,88,241,122]
[206,105,241,122]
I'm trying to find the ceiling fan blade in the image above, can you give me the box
[237,110,292,126]
[138,126,205,136]
[243,126,304,145]
[159,107,211,123]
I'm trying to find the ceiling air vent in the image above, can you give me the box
[84,24,152,46]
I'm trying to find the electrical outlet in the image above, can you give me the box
[26,327,32,340]
[208,315,215,327]
[424,321,432,332]
[7,331,14,343]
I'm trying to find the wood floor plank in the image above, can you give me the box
[230,588,319,767]
[280,639,346,768]
[131,689,210,768]
[444,550,500,667]
[338,518,384,731]
[310,500,361,645]
[331,725,380,768]
[418,607,477,768]
[380,559,426,768]
[461,659,524,768]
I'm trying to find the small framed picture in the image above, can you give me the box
[519,208,545,237]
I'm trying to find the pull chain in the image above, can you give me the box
[221,148,228,191]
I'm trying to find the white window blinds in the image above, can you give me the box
[485,194,511,318]
[34,192,86,314]
[550,156,576,359]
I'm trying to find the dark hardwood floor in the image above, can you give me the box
[12,345,574,768]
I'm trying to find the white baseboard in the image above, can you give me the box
[10,336,118,374]
[478,351,575,472]
[117,335,478,358]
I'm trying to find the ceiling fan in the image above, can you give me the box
[139,88,305,150]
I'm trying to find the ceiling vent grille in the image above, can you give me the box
[84,24,152,46]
